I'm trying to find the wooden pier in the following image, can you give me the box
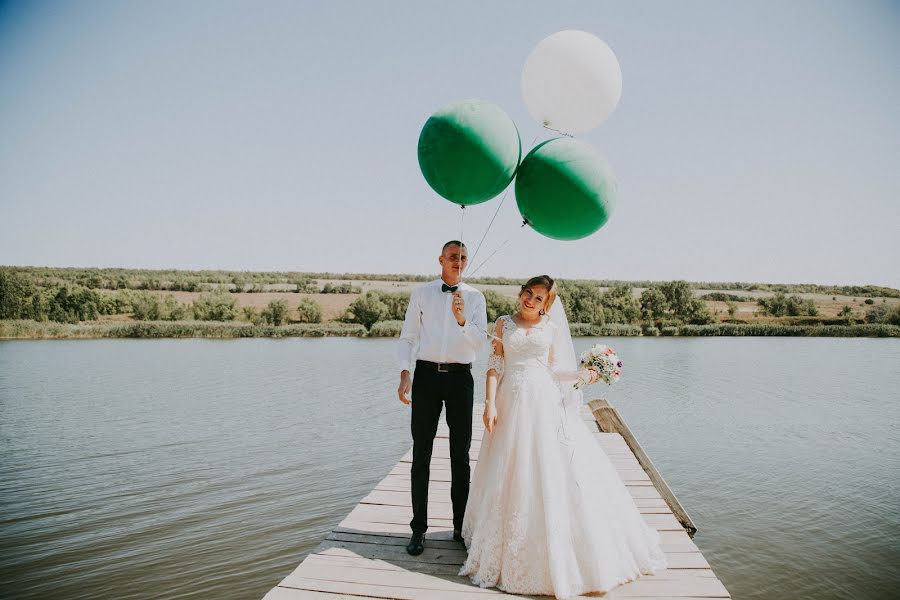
[264,401,730,599]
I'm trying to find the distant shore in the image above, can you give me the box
[2,319,898,340]
[2,266,898,339]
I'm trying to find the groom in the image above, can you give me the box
[397,240,487,556]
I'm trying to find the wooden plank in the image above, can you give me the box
[359,496,671,517]
[345,503,684,532]
[373,473,663,497]
[264,401,727,599]
[280,564,529,597]
[264,587,385,599]
[589,399,697,536]
[361,489,671,512]
[313,538,467,565]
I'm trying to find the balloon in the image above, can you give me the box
[521,30,622,134]
[515,137,616,241]
[418,99,521,206]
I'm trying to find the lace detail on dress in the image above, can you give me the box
[460,312,667,598]
[486,352,504,377]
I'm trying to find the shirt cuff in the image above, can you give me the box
[399,360,411,373]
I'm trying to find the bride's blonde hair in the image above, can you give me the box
[520,275,557,315]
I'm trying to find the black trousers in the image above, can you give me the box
[409,364,474,534]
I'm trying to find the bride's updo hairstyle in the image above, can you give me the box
[520,275,557,315]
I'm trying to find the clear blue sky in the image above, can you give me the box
[1,0,898,287]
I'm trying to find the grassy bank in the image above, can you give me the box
[3,320,898,340]
[0,320,367,339]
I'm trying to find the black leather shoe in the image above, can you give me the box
[406,532,425,556]
[453,529,464,543]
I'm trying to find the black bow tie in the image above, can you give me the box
[441,283,458,293]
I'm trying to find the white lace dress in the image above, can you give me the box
[459,315,667,599]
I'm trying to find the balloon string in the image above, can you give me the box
[542,125,573,138]
[466,221,528,279]
[458,205,466,283]
[467,186,509,270]
[467,135,539,272]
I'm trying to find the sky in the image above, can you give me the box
[1,0,898,287]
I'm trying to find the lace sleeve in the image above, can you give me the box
[487,352,504,378]
[486,316,507,378]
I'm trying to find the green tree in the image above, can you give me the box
[557,280,604,324]
[484,289,517,323]
[600,284,640,324]
[160,295,189,320]
[131,294,161,320]
[348,292,388,329]
[640,288,669,321]
[658,281,695,316]
[376,291,410,320]
[296,298,323,323]
[0,270,36,319]
[46,286,101,323]
[261,299,290,325]
[193,289,239,321]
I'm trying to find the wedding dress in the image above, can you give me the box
[459,310,667,599]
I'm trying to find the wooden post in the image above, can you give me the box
[588,398,698,537]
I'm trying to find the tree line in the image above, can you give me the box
[4,266,897,299]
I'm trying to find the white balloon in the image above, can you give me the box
[521,30,623,135]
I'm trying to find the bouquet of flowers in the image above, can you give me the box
[574,344,623,389]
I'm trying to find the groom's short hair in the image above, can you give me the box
[442,240,466,253]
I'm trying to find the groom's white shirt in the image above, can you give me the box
[397,279,487,373]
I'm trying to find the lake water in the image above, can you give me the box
[1,337,898,599]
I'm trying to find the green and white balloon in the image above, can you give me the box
[515,137,617,240]
[417,99,521,206]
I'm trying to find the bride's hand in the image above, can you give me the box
[580,368,600,385]
[483,402,498,433]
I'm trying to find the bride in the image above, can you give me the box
[459,275,667,598]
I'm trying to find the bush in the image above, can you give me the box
[567,323,641,336]
[0,320,369,339]
[348,292,388,329]
[296,298,323,323]
[726,301,738,319]
[322,282,361,294]
[866,303,900,326]
[700,292,751,302]
[661,326,679,336]
[642,325,659,336]
[131,294,161,320]
[260,299,290,325]
[292,277,318,293]
[369,320,404,337]
[193,289,239,321]
[864,298,874,305]
[242,306,262,324]
[757,293,817,317]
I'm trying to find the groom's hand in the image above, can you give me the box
[398,370,412,405]
[451,291,465,325]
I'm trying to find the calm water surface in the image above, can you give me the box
[1,337,898,599]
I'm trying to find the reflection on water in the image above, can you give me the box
[1,337,898,599]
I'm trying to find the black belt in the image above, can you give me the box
[416,360,472,373]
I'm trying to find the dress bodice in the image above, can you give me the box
[497,315,555,371]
